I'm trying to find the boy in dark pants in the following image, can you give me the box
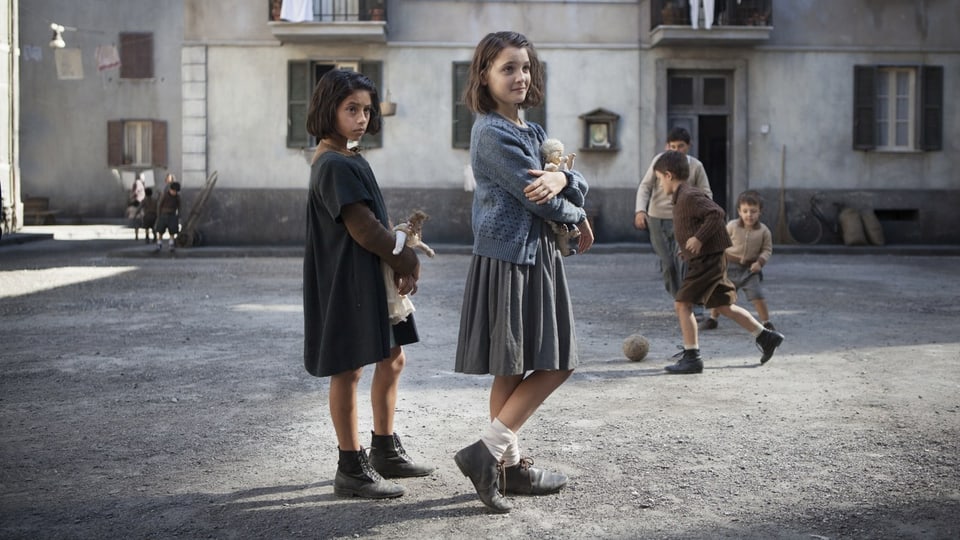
[654,151,784,374]
[154,182,181,253]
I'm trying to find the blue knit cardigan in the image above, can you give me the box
[470,113,589,265]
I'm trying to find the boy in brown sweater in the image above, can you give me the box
[655,151,784,374]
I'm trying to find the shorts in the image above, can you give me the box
[726,263,765,301]
[155,214,179,236]
[676,252,737,309]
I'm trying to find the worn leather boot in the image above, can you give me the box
[503,458,567,495]
[665,349,704,374]
[333,447,405,499]
[453,440,512,513]
[369,432,435,478]
[756,328,785,364]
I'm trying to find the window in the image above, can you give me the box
[107,120,167,167]
[287,60,383,149]
[451,62,547,149]
[119,32,153,79]
[853,65,942,151]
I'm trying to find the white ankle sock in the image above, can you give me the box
[480,418,516,463]
[502,440,521,468]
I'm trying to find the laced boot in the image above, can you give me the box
[369,432,435,478]
[333,447,405,499]
[756,328,785,364]
[665,349,704,374]
[453,440,512,513]
[503,457,567,495]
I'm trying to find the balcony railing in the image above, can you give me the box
[268,0,387,43]
[649,0,772,46]
[651,0,771,28]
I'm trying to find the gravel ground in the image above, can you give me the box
[1,231,958,539]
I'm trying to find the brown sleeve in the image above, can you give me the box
[341,202,419,277]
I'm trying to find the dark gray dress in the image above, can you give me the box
[455,221,578,376]
[303,151,418,377]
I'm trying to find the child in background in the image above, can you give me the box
[301,69,433,500]
[154,182,180,253]
[700,190,776,331]
[453,31,594,514]
[137,187,157,244]
[655,151,784,375]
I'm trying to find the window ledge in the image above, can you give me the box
[268,21,386,43]
[650,25,772,47]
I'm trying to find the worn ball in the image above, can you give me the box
[622,333,650,362]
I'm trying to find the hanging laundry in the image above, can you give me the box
[280,0,313,22]
[95,45,121,71]
[55,48,84,80]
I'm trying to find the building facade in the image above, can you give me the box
[15,1,960,245]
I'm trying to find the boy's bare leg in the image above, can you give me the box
[714,303,764,332]
[752,299,770,323]
[675,301,698,348]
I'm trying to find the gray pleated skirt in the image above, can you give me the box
[455,222,579,376]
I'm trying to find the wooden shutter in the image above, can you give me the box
[287,60,311,148]
[107,120,124,165]
[852,65,876,151]
[918,65,943,151]
[452,62,472,149]
[151,120,167,167]
[359,61,383,149]
[119,33,153,79]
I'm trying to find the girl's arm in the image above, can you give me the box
[341,202,419,279]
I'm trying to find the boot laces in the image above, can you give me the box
[497,460,506,496]
[358,448,385,482]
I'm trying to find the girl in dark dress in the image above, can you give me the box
[302,70,434,499]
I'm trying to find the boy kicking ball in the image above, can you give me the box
[654,151,784,374]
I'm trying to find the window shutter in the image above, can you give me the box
[852,65,876,151]
[287,61,311,148]
[360,61,383,149]
[452,62,472,149]
[918,65,943,151]
[119,33,153,79]
[151,120,168,167]
[108,120,124,165]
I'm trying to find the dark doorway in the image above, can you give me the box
[699,115,728,215]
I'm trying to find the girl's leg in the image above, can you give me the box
[492,371,572,432]
[370,346,404,436]
[330,367,363,450]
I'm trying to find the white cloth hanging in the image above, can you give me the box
[691,0,716,29]
[280,0,313,22]
[95,45,121,71]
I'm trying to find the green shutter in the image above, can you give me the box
[452,62,472,148]
[919,65,943,151]
[360,61,383,149]
[852,65,876,151]
[288,60,311,148]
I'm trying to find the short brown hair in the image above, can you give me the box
[653,150,689,181]
[306,70,382,140]
[462,31,545,115]
[737,190,764,209]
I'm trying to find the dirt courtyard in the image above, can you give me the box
[1,231,958,539]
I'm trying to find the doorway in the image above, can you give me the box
[667,71,733,216]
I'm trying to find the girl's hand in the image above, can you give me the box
[750,261,763,273]
[524,170,567,205]
[685,236,702,256]
[576,218,595,253]
[395,274,418,296]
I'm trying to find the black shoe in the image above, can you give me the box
[756,328,785,365]
[333,447,405,499]
[503,458,567,495]
[453,440,512,513]
[665,349,703,374]
[762,321,776,331]
[369,432,435,478]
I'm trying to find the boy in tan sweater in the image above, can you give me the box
[700,190,776,331]
[655,152,784,374]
